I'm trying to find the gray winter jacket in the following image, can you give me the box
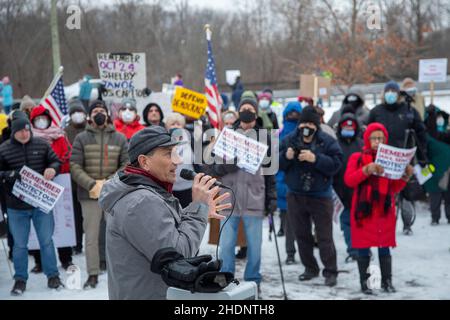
[98,170,209,300]
[328,89,370,129]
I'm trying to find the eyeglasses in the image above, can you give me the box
[369,137,385,142]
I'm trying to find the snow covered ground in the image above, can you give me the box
[1,201,449,300]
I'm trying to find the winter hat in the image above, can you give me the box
[401,77,416,89]
[239,90,258,112]
[88,100,109,117]
[298,96,314,107]
[257,92,272,101]
[298,106,321,128]
[68,99,86,115]
[341,104,356,115]
[384,80,400,92]
[128,126,185,164]
[363,122,389,150]
[30,105,51,123]
[19,95,36,112]
[11,114,31,136]
[121,98,137,112]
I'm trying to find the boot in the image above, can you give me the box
[83,275,98,289]
[11,280,26,296]
[48,276,65,290]
[357,256,373,295]
[380,255,396,293]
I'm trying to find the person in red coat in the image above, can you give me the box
[344,122,414,295]
[29,105,74,271]
[114,98,145,140]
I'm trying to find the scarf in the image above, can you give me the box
[32,125,65,145]
[355,148,391,225]
[258,110,274,130]
[124,165,173,193]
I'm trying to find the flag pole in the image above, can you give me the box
[41,66,64,104]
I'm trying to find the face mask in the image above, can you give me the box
[239,110,256,124]
[259,100,271,111]
[122,110,136,123]
[341,129,355,138]
[71,112,86,124]
[93,113,107,126]
[34,118,50,130]
[406,88,417,96]
[437,117,445,127]
[384,92,398,105]
[301,127,316,138]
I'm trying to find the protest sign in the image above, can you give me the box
[419,59,448,83]
[28,174,76,250]
[12,166,64,214]
[414,164,434,185]
[172,86,208,120]
[332,189,344,224]
[300,74,331,100]
[213,128,269,175]
[226,70,241,86]
[375,144,416,180]
[97,52,147,100]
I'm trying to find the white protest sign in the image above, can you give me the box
[12,166,64,214]
[226,70,241,86]
[97,52,147,117]
[213,128,269,175]
[332,189,344,224]
[419,59,448,83]
[27,174,76,250]
[414,164,433,185]
[375,144,416,180]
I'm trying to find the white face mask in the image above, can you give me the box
[71,112,86,124]
[122,110,136,123]
[34,118,50,130]
[437,117,445,127]
[259,100,271,111]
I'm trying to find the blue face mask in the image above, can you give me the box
[384,92,398,105]
[341,129,355,138]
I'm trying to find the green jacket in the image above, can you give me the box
[424,135,450,193]
[70,124,129,200]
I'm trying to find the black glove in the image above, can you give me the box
[0,171,21,184]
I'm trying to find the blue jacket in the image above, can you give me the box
[79,76,93,100]
[0,84,13,107]
[279,128,343,198]
[276,102,302,210]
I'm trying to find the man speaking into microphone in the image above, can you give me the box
[99,126,230,300]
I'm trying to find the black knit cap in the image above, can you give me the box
[11,112,31,136]
[88,100,109,117]
[298,106,321,128]
[128,126,186,164]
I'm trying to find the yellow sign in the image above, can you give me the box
[172,87,208,120]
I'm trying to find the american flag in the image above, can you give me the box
[204,31,222,129]
[40,75,68,127]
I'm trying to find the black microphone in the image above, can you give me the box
[180,169,226,188]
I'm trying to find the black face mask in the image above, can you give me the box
[301,127,316,138]
[239,110,256,124]
[93,113,107,126]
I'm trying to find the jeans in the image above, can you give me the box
[219,215,263,284]
[340,208,357,256]
[358,247,390,257]
[8,208,59,281]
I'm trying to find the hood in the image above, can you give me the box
[283,101,302,121]
[143,103,164,126]
[337,112,360,138]
[30,105,52,123]
[342,89,365,107]
[99,171,169,214]
[363,122,389,150]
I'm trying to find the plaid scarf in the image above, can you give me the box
[355,149,391,225]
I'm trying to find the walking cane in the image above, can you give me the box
[268,211,288,300]
[1,238,14,279]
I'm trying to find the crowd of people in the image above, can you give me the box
[0,74,449,299]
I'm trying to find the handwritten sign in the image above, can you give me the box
[12,166,64,214]
[213,128,269,175]
[375,144,416,180]
[419,59,448,83]
[27,174,76,250]
[97,52,147,99]
[171,87,208,120]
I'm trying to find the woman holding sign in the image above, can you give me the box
[344,123,414,295]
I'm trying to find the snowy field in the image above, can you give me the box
[1,201,449,300]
